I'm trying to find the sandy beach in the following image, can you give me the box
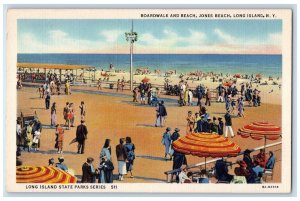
[17,84,282,183]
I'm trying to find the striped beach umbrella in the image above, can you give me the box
[16,166,77,183]
[172,133,241,169]
[237,121,281,148]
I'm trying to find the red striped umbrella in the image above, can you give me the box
[237,121,281,148]
[172,133,241,169]
[16,166,77,183]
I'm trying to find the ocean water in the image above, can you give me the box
[17,54,282,77]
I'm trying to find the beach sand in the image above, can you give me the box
[17,85,282,183]
[68,69,282,105]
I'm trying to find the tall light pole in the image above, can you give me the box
[125,20,138,90]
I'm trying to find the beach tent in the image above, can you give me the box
[172,133,241,170]
[16,166,77,183]
[237,121,281,149]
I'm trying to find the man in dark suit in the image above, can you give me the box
[215,159,233,183]
[76,120,88,154]
[81,157,96,183]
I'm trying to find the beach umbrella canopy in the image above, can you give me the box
[141,77,150,83]
[237,121,281,149]
[16,166,77,183]
[234,74,241,78]
[237,121,281,140]
[223,81,233,87]
[256,74,262,79]
[173,133,241,158]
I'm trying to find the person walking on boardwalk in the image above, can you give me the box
[63,102,69,127]
[116,138,127,181]
[224,110,234,138]
[171,128,181,143]
[186,111,195,134]
[37,85,43,98]
[237,97,245,117]
[55,124,64,154]
[79,101,86,120]
[155,100,167,127]
[45,91,51,110]
[76,120,88,154]
[121,79,125,91]
[133,87,139,102]
[216,84,225,102]
[100,139,112,161]
[82,157,97,183]
[51,102,57,127]
[69,103,75,127]
[98,155,114,183]
[188,89,193,106]
[65,80,71,95]
[124,137,135,178]
[162,127,172,159]
[205,88,211,106]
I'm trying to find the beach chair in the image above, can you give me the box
[263,164,275,182]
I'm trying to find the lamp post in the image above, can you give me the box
[125,21,138,90]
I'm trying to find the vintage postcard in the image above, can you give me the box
[6,8,292,193]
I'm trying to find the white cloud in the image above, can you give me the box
[18,33,46,53]
[139,28,207,48]
[49,30,68,40]
[18,28,282,55]
[100,29,125,43]
[214,28,236,44]
[18,29,125,53]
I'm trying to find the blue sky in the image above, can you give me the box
[18,19,282,54]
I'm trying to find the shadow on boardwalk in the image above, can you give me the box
[136,155,171,162]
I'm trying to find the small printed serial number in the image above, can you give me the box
[262,185,279,189]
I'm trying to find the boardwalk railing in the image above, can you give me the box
[163,141,282,183]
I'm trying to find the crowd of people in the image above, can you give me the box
[80,137,136,183]
[16,117,42,153]
[16,68,279,185]
[162,147,276,184]
[133,82,160,106]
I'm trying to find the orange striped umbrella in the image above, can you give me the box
[173,133,241,170]
[237,121,281,148]
[173,133,241,158]
[16,166,77,183]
